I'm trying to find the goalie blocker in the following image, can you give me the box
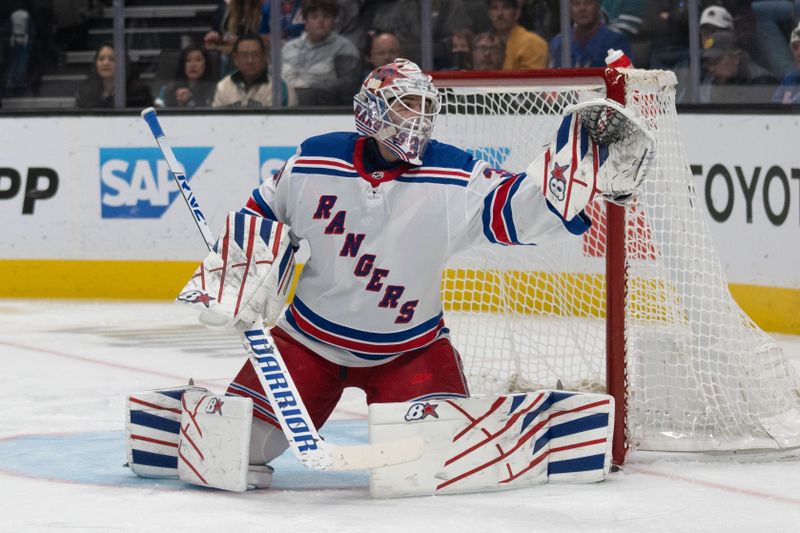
[176,210,296,329]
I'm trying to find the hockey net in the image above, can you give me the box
[431,68,800,464]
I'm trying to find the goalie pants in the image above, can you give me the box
[227,325,469,432]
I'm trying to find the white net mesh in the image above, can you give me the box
[433,69,800,453]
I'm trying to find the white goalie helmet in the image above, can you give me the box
[353,58,441,165]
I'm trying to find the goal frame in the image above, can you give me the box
[430,67,640,466]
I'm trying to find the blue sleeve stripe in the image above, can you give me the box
[292,166,359,179]
[481,190,500,244]
[501,175,525,245]
[252,188,278,220]
[396,177,468,187]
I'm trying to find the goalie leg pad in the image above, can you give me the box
[126,384,203,478]
[177,390,255,492]
[368,390,614,498]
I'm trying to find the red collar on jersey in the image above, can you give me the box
[353,136,413,187]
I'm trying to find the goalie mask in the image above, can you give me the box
[354,58,441,165]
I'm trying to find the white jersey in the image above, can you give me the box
[243,132,589,367]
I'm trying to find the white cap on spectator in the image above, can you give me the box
[791,21,800,46]
[700,6,734,30]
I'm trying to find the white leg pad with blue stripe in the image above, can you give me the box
[368,391,614,498]
[126,385,198,478]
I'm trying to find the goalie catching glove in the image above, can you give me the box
[177,211,296,328]
[528,97,655,221]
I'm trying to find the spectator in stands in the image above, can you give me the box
[75,43,153,109]
[700,5,735,43]
[707,1,760,65]
[364,31,403,75]
[518,0,560,41]
[449,29,474,70]
[751,0,800,77]
[699,30,777,103]
[488,0,548,70]
[260,0,305,42]
[1,6,34,97]
[205,0,267,60]
[773,21,800,103]
[212,34,297,107]
[282,0,361,105]
[155,46,217,108]
[644,1,689,70]
[372,0,471,68]
[602,0,646,39]
[549,0,632,68]
[471,31,505,70]
[52,0,94,61]
[332,0,365,50]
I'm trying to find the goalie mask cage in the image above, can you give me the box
[431,67,800,465]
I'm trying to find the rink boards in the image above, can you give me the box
[0,112,797,333]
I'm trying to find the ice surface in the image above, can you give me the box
[1,299,799,532]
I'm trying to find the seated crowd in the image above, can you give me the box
[1,0,799,107]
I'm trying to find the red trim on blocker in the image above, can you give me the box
[542,147,551,194]
[217,224,230,304]
[289,305,444,355]
[352,137,412,187]
[566,117,591,217]
[233,216,258,317]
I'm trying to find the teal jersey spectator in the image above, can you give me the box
[602,0,645,37]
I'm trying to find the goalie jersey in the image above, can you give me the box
[243,132,590,367]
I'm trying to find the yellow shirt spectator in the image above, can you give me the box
[503,25,548,70]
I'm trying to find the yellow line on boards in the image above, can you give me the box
[1,260,797,334]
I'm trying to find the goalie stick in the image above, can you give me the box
[140,107,423,471]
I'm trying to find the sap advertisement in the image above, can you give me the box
[0,112,797,290]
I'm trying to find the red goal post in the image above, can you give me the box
[429,67,800,466]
